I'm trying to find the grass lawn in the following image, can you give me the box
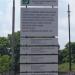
[59,63,75,72]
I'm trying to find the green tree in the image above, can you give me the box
[0,31,20,74]
[0,55,12,74]
[0,37,10,55]
[8,31,20,72]
[65,42,75,63]
[59,50,64,64]
[59,42,75,64]
[59,42,75,71]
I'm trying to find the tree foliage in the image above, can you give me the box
[0,31,20,73]
[0,55,12,73]
[59,42,75,64]
[8,31,20,72]
[0,37,10,55]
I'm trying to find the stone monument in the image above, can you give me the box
[20,0,58,75]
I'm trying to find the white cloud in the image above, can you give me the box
[58,0,69,49]
[15,0,20,32]
[58,0,75,49]
[0,0,20,36]
[0,11,3,15]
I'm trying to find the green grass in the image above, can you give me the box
[59,63,75,72]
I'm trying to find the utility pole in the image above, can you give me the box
[68,4,71,72]
[12,0,15,74]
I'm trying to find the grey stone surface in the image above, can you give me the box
[20,64,58,72]
[20,7,58,75]
[20,38,58,45]
[20,55,58,63]
[20,73,58,75]
[20,46,58,54]
[21,8,58,37]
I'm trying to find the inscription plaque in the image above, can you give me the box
[21,8,58,37]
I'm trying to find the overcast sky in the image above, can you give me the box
[0,0,75,49]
